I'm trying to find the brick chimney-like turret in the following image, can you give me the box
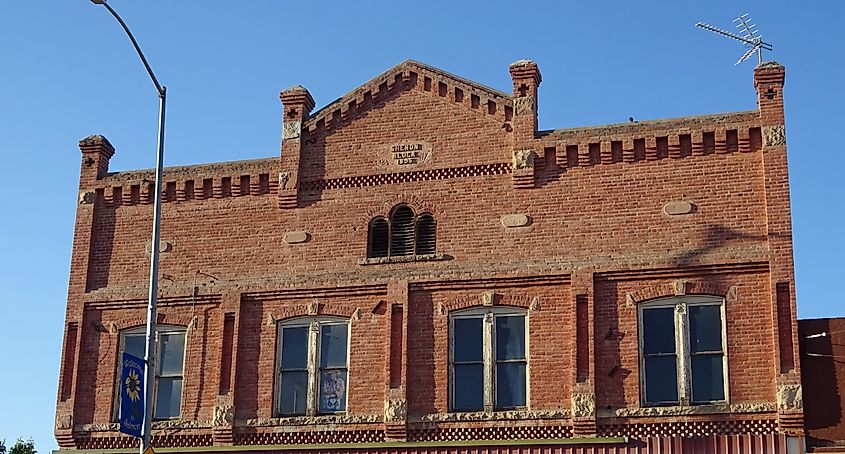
[278,85,315,209]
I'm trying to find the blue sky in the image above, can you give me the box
[1,0,843,450]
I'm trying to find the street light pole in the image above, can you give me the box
[89,1,165,452]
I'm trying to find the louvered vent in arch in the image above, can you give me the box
[415,214,436,255]
[390,205,415,256]
[368,218,390,258]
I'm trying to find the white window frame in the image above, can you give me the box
[113,324,187,421]
[638,295,729,407]
[274,316,351,417]
[449,307,530,412]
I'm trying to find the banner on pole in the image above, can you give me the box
[119,351,145,438]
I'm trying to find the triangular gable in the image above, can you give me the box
[302,60,514,133]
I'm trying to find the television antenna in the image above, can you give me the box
[696,14,773,65]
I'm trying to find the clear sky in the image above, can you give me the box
[1,0,843,451]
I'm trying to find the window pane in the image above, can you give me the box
[154,377,182,419]
[453,364,483,411]
[689,305,723,353]
[496,362,526,409]
[319,369,348,413]
[644,355,679,404]
[159,333,185,376]
[279,371,308,415]
[642,307,676,354]
[691,354,725,402]
[124,334,146,358]
[320,324,348,368]
[453,317,483,362]
[496,316,525,361]
[281,326,308,370]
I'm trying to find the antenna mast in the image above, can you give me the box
[696,13,773,65]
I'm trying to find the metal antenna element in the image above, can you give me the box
[696,13,773,65]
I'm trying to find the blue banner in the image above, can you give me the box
[119,352,145,438]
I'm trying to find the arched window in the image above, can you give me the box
[367,218,389,258]
[366,205,438,258]
[415,214,436,255]
[390,205,416,256]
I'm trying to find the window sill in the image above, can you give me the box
[359,253,450,265]
[241,414,382,427]
[416,409,570,422]
[599,402,775,418]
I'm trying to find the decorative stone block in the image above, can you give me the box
[501,214,531,228]
[777,382,803,412]
[663,201,695,216]
[284,231,309,244]
[512,149,536,171]
[513,96,534,116]
[384,398,407,423]
[763,125,786,147]
[282,121,301,140]
[79,191,95,205]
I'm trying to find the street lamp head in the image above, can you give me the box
[90,0,107,4]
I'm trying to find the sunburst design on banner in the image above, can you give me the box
[125,370,141,402]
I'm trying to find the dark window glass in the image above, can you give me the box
[642,307,676,354]
[691,354,725,402]
[415,214,436,255]
[318,323,348,413]
[319,369,347,413]
[644,355,679,403]
[368,218,389,258]
[280,326,308,416]
[279,371,308,415]
[124,334,145,358]
[453,318,483,362]
[319,324,348,368]
[496,316,525,360]
[689,305,722,353]
[496,363,526,408]
[154,377,182,419]
[281,326,308,369]
[119,329,186,420]
[453,364,483,411]
[390,206,415,256]
[159,333,185,376]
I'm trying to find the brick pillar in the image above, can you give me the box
[509,60,541,189]
[55,135,116,448]
[278,85,315,209]
[78,134,115,188]
[570,272,597,436]
[212,291,240,445]
[384,279,409,441]
[754,62,803,435]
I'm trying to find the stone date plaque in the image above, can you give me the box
[377,141,433,168]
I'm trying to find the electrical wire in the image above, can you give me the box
[804,328,845,339]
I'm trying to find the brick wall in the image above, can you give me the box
[54,60,802,451]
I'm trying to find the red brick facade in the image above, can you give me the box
[800,318,845,452]
[55,60,803,453]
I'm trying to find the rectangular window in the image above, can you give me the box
[116,327,186,420]
[639,297,727,406]
[276,317,350,417]
[453,317,484,411]
[318,324,348,413]
[495,315,526,409]
[279,326,308,416]
[689,305,725,403]
[450,308,528,412]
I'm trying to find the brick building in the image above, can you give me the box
[800,318,845,453]
[56,59,804,453]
